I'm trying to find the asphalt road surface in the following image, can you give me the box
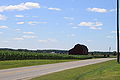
[0,58,115,80]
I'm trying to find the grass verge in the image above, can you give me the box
[0,59,77,70]
[31,60,120,80]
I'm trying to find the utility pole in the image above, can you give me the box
[109,47,111,52]
[117,0,119,63]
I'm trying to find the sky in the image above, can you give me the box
[0,0,117,51]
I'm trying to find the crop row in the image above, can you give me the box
[0,50,92,60]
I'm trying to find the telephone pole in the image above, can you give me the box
[117,0,119,63]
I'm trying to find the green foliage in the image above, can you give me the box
[0,50,92,60]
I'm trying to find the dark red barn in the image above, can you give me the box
[69,44,88,55]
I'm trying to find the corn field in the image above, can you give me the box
[0,50,92,60]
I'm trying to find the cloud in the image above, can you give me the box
[0,26,8,29]
[67,34,76,37]
[79,22,93,26]
[15,15,24,17]
[106,36,114,39]
[14,38,24,40]
[28,21,36,25]
[87,8,108,13]
[47,38,57,42]
[28,21,48,25]
[15,29,21,31]
[0,2,40,12]
[86,40,92,42]
[64,17,74,20]
[44,6,62,11]
[111,31,120,33]
[48,8,61,11]
[110,9,117,12]
[38,40,48,43]
[38,38,57,43]
[0,14,7,20]
[90,26,102,30]
[14,35,36,40]
[68,23,74,25]
[22,35,36,39]
[78,22,103,30]
[111,31,116,33]
[17,22,24,24]
[23,32,34,34]
[94,22,103,26]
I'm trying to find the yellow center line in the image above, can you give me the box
[2,66,50,74]
[1,64,66,75]
[1,61,85,75]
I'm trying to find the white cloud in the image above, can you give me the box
[47,38,57,42]
[87,8,108,13]
[68,23,74,25]
[14,38,24,40]
[28,21,36,25]
[111,31,120,33]
[0,2,40,12]
[15,15,24,17]
[15,29,21,31]
[70,34,76,37]
[95,22,103,26]
[38,40,48,43]
[64,17,74,20]
[78,22,103,30]
[111,31,116,33]
[0,14,7,20]
[110,9,117,12]
[17,22,24,24]
[28,21,48,25]
[23,32,34,34]
[48,8,61,11]
[79,22,93,26]
[106,36,114,39]
[14,35,36,40]
[90,26,102,30]
[67,34,76,37]
[38,38,57,43]
[22,35,36,39]
[0,26,8,29]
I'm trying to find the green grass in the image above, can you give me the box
[31,60,120,80]
[0,59,77,70]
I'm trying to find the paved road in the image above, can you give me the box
[0,58,115,80]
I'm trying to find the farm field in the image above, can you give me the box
[0,50,92,60]
[0,50,116,70]
[31,60,120,80]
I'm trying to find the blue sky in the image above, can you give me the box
[0,0,117,51]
